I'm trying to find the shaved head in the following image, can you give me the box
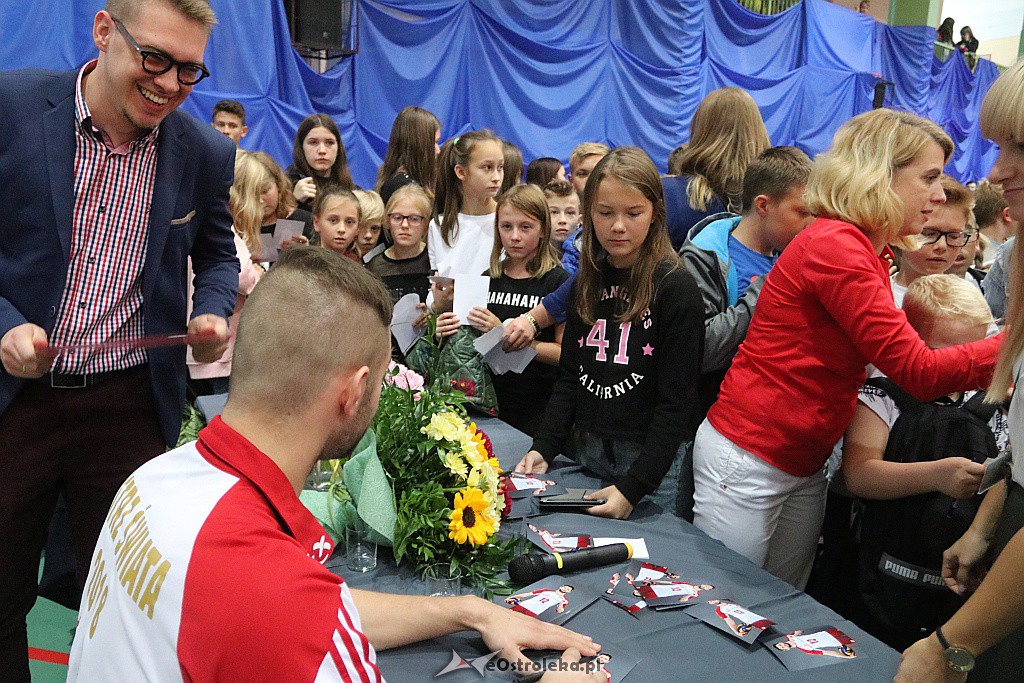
[229,247,392,416]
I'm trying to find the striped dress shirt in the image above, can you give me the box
[49,60,159,374]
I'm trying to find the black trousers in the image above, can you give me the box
[0,367,166,682]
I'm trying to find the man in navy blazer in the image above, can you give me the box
[0,1,238,677]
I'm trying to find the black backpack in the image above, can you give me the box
[856,377,999,636]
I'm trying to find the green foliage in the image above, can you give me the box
[175,403,205,448]
[369,372,517,592]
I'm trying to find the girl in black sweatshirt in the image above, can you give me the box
[515,147,705,519]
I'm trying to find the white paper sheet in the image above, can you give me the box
[473,324,537,375]
[258,219,305,263]
[362,242,386,263]
[452,274,489,322]
[390,293,424,354]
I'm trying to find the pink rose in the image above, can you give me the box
[386,361,425,392]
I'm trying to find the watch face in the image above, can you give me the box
[945,647,975,672]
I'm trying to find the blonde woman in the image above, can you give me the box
[664,87,771,249]
[186,150,267,394]
[896,59,1024,683]
[691,109,1002,590]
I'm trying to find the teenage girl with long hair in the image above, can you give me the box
[287,114,355,212]
[462,184,569,435]
[515,147,705,520]
[253,151,314,248]
[187,150,266,393]
[376,106,441,194]
[427,130,504,281]
[665,88,770,249]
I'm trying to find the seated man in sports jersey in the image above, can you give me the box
[68,248,603,683]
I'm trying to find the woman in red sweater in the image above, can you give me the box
[691,109,1002,589]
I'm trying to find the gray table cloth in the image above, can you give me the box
[331,416,901,682]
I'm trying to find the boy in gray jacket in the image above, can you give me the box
[673,147,811,520]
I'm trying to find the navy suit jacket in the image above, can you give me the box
[0,68,239,446]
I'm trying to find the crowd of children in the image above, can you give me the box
[198,68,1024,670]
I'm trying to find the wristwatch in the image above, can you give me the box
[935,626,975,673]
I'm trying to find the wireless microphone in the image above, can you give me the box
[508,543,633,584]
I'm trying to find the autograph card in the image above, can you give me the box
[526,524,592,553]
[980,449,1013,494]
[389,293,424,354]
[689,598,775,643]
[473,325,537,375]
[763,626,860,671]
[635,580,722,610]
[506,473,566,499]
[500,577,598,626]
[623,559,676,586]
[601,571,648,618]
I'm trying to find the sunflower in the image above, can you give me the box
[449,487,496,546]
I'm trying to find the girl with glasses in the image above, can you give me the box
[367,184,433,304]
[891,176,976,305]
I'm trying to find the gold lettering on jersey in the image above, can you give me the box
[105,475,172,620]
[84,549,109,638]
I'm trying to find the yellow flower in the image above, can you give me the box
[449,487,496,546]
[441,449,469,479]
[461,442,489,470]
[422,412,465,443]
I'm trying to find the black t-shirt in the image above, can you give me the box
[367,247,431,303]
[485,266,570,436]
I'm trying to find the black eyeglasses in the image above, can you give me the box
[919,228,977,247]
[113,18,210,86]
[387,213,426,228]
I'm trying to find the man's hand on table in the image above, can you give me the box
[466,596,600,674]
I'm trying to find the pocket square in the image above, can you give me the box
[170,210,196,225]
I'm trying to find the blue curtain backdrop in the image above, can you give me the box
[0,0,999,187]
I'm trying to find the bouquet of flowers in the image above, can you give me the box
[328,362,519,592]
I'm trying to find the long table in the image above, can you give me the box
[329,416,901,682]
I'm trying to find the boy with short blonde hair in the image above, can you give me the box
[568,142,610,199]
[353,189,386,260]
[893,175,978,304]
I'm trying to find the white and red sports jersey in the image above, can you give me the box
[632,563,676,584]
[787,629,855,656]
[636,582,700,600]
[68,416,382,682]
[538,530,590,552]
[715,603,773,630]
[507,589,568,617]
